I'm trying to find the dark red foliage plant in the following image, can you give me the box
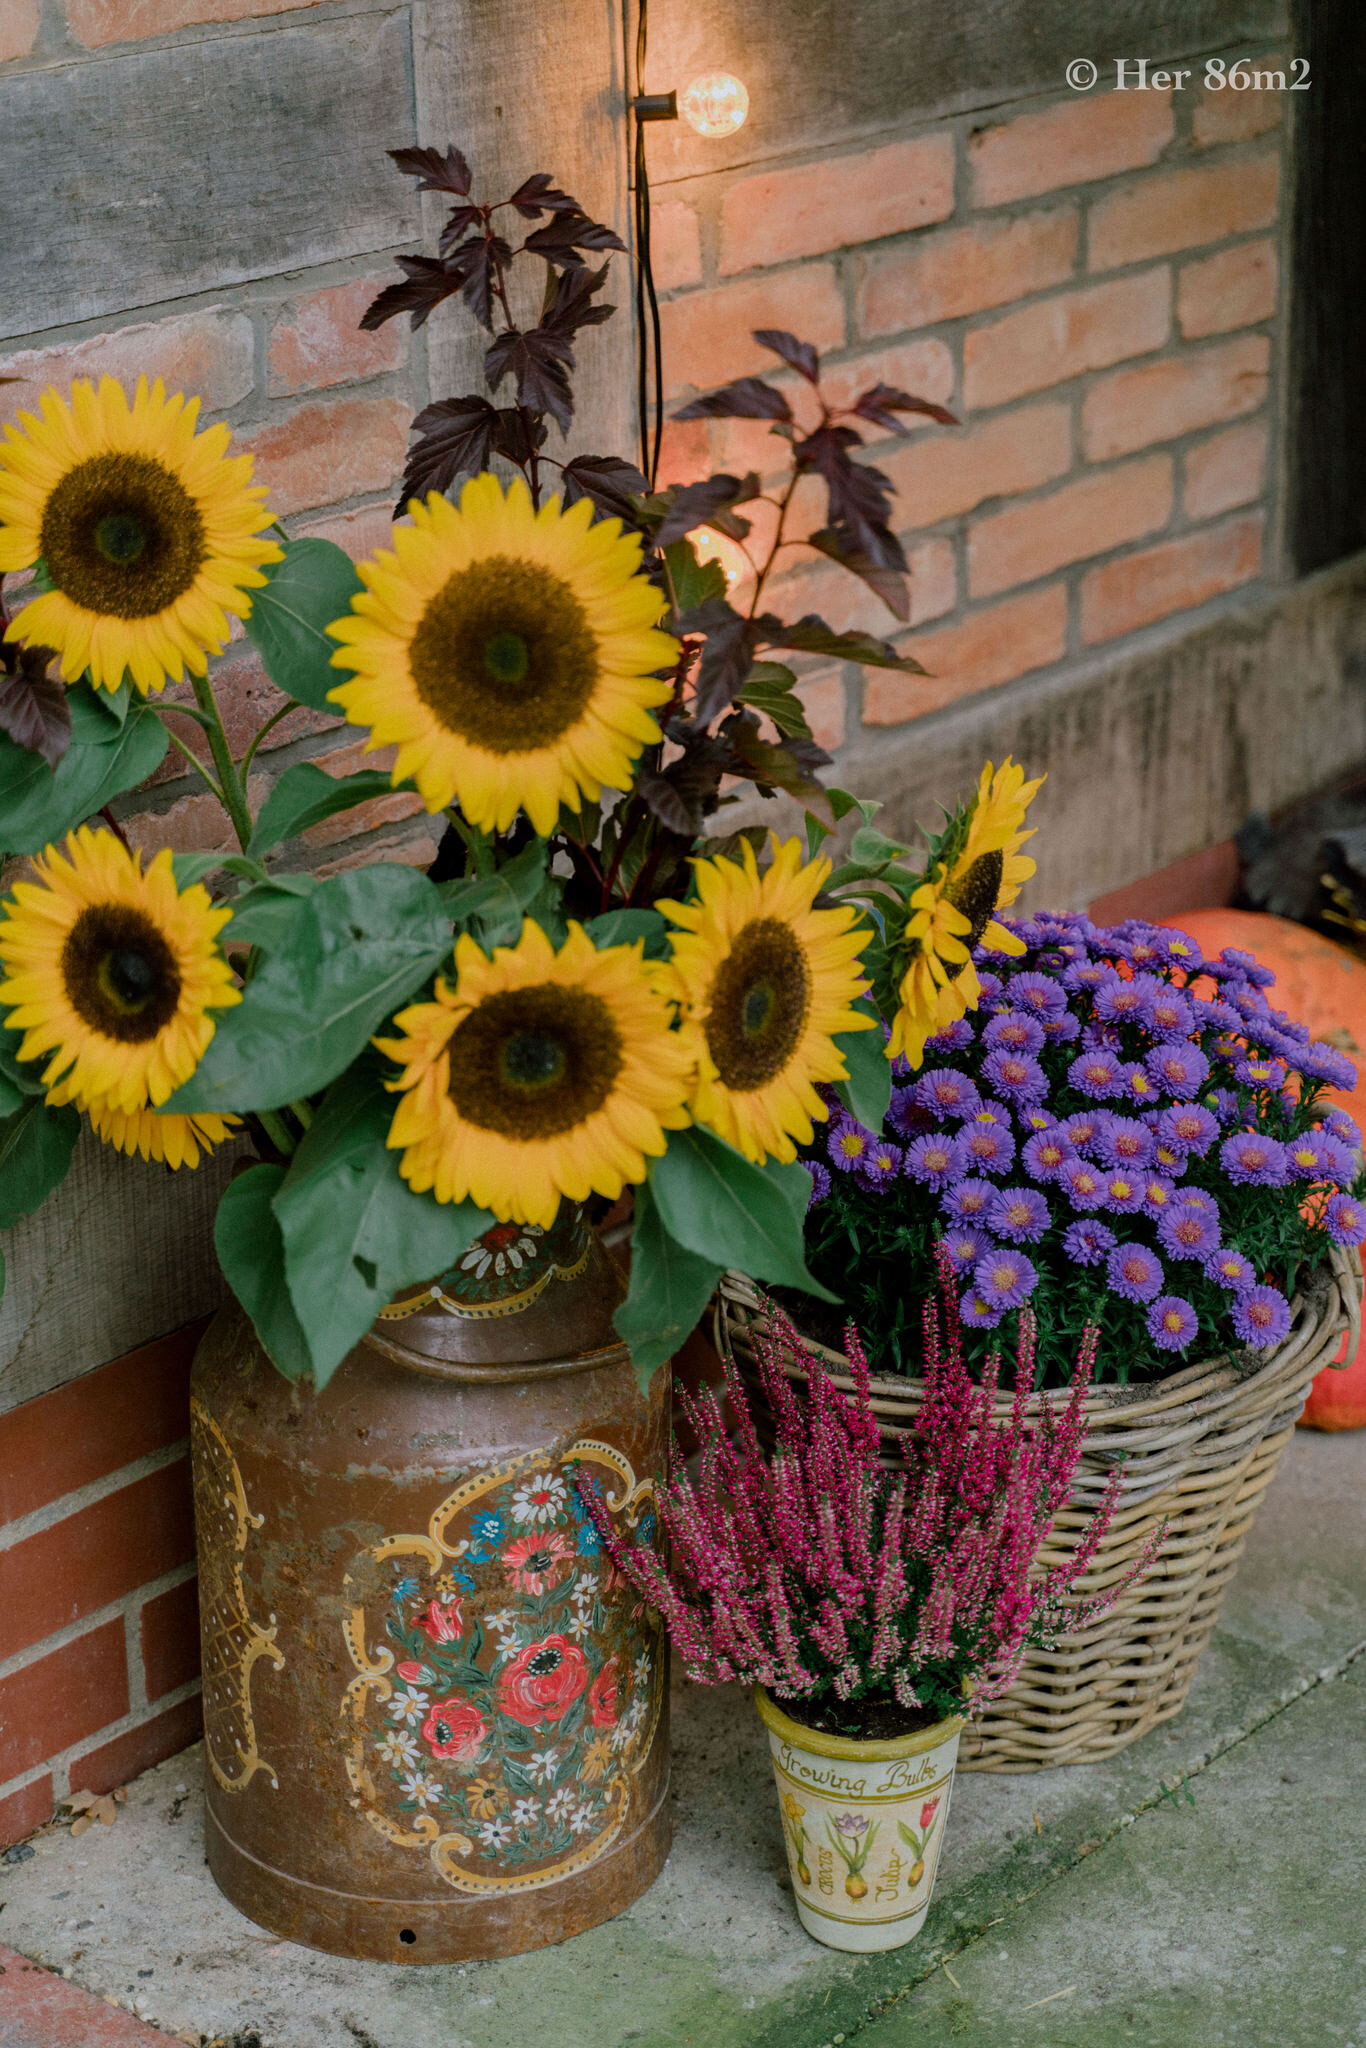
[582,1249,1157,1738]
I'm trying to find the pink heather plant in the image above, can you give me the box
[583,1253,1149,1735]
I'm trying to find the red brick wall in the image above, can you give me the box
[0,1326,204,1848]
[652,64,1285,757]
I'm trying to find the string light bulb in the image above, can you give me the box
[679,72,749,139]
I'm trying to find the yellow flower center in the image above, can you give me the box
[703,918,812,1092]
[409,554,601,754]
[60,904,183,1042]
[447,982,623,1139]
[41,452,206,619]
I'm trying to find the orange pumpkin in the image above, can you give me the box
[1155,910,1366,1429]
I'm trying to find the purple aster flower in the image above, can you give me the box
[1235,1056,1288,1092]
[983,1047,1048,1104]
[1204,1245,1256,1292]
[954,1121,1017,1176]
[1219,946,1275,988]
[983,1009,1046,1055]
[1023,1129,1074,1182]
[827,1116,872,1171]
[905,1131,958,1189]
[1061,1111,1105,1155]
[975,971,1005,1009]
[973,1246,1038,1312]
[1207,1089,1241,1123]
[805,1161,832,1209]
[1017,1107,1054,1134]
[1325,1192,1366,1247]
[1158,1103,1220,1155]
[1315,1132,1357,1182]
[1284,1131,1341,1181]
[1041,1010,1082,1044]
[1161,929,1205,973]
[1063,1218,1117,1266]
[923,1018,974,1055]
[1199,998,1245,1034]
[855,1139,902,1191]
[1298,1042,1359,1091]
[942,1224,989,1273]
[1158,1205,1221,1261]
[959,1289,1003,1330]
[1144,1043,1211,1098]
[1177,1187,1220,1216]
[1151,1137,1189,1176]
[1231,1284,1292,1348]
[1106,1242,1164,1302]
[1082,1020,1124,1053]
[1147,1294,1199,1352]
[1063,960,1116,995]
[1141,1173,1179,1216]
[1094,1115,1154,1169]
[1121,1062,1163,1107]
[1101,1169,1146,1216]
[1008,971,1066,1019]
[1145,987,1195,1040]
[1220,1131,1289,1187]
[1094,978,1149,1026]
[1069,1048,1126,1100]
[1061,1157,1108,1211]
[913,1068,983,1121]
[988,1185,1051,1243]
[1323,1107,1360,1148]
[887,1086,933,1142]
[941,1177,997,1225]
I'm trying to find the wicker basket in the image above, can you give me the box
[715,1247,1362,1772]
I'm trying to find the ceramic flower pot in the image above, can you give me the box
[754,1688,963,1953]
[190,1205,671,1963]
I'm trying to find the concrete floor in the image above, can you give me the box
[0,1430,1363,2048]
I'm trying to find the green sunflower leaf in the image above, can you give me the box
[169,852,229,892]
[584,908,671,959]
[0,1096,81,1231]
[0,700,167,856]
[647,1126,836,1303]
[831,1000,892,1131]
[0,1020,45,1102]
[612,1178,722,1388]
[165,865,453,1113]
[0,1070,26,1120]
[213,1162,315,1381]
[441,839,551,951]
[220,875,319,951]
[246,763,403,860]
[271,1063,493,1388]
[243,536,364,713]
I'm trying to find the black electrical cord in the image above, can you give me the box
[633,0,666,489]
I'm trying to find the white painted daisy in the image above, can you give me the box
[511,1472,567,1525]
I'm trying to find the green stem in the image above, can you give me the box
[255,1107,296,1157]
[157,720,226,804]
[190,670,253,851]
[239,701,299,783]
[288,1097,315,1131]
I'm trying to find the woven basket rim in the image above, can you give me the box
[716,1242,1361,1426]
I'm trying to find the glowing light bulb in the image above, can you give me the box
[693,528,750,589]
[679,72,749,139]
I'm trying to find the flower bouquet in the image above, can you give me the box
[0,133,1029,1394]
[583,1264,1144,1950]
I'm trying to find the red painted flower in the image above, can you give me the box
[919,1796,941,1831]
[496,1634,587,1728]
[588,1656,619,1728]
[502,1530,573,1596]
[418,1596,463,1642]
[396,1660,424,1682]
[421,1696,487,1764]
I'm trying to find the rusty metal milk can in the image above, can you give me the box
[189,1206,670,1961]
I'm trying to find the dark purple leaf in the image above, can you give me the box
[655,472,761,548]
[440,233,512,332]
[524,212,627,267]
[0,646,71,769]
[795,425,904,567]
[361,257,463,332]
[493,408,549,468]
[679,598,759,727]
[437,203,482,255]
[851,383,958,433]
[540,263,616,342]
[399,396,498,508]
[758,612,928,674]
[673,378,793,424]
[484,327,576,433]
[753,329,820,383]
[636,732,731,837]
[806,527,909,622]
[389,144,472,196]
[560,455,648,525]
[508,173,583,219]
[720,711,833,818]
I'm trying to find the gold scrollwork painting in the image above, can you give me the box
[190,1397,285,1794]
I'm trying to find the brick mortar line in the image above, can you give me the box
[17,0,408,72]
[820,1636,1366,2048]
[0,1436,189,1554]
[0,1554,196,1688]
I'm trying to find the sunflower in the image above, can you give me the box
[658,835,873,1167]
[0,377,280,695]
[375,918,693,1229]
[888,758,1043,1068]
[325,474,678,835]
[61,1087,239,1170]
[0,825,240,1114]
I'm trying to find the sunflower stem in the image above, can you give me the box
[190,670,254,851]
[288,1097,315,1131]
[156,720,227,804]
[254,1107,297,1157]
[239,701,299,782]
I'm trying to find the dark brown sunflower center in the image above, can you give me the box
[408,554,600,754]
[40,453,206,620]
[703,917,812,1093]
[941,848,1005,980]
[60,904,182,1042]
[447,982,623,1139]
